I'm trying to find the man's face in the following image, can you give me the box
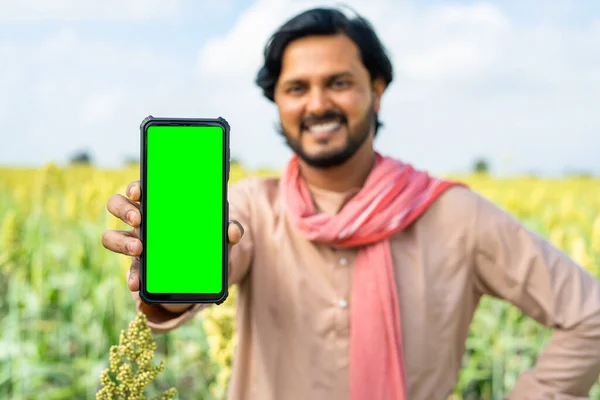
[273,34,384,168]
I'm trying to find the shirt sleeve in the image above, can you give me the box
[131,177,256,334]
[471,192,600,398]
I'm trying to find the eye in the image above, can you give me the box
[331,79,351,89]
[286,85,305,95]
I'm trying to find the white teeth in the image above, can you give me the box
[308,121,341,133]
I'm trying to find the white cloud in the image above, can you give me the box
[0,0,182,21]
[391,3,511,82]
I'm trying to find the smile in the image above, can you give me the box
[307,121,342,134]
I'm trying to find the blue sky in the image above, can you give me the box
[1,0,599,176]
[0,1,253,55]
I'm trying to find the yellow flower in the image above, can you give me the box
[96,312,177,400]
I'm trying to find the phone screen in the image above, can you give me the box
[142,122,227,301]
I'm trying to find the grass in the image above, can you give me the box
[0,162,599,399]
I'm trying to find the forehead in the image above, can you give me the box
[278,34,366,81]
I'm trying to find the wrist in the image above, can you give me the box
[160,303,193,314]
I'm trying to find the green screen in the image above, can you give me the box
[146,124,224,294]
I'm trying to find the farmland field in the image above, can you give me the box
[1,162,599,399]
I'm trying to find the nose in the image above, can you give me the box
[305,87,330,115]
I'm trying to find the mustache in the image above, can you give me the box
[300,111,347,130]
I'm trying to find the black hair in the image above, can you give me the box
[255,6,394,136]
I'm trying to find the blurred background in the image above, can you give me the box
[0,0,599,399]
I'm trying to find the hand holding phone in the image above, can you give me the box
[102,182,244,298]
[101,115,234,305]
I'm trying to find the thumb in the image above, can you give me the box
[227,220,244,247]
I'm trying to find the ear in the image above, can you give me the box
[371,77,387,113]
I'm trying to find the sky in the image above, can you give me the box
[1,0,599,176]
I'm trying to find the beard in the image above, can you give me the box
[278,106,376,169]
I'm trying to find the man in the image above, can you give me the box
[102,7,600,400]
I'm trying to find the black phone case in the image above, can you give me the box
[138,115,230,306]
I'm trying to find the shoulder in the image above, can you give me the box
[420,184,479,227]
[422,183,512,227]
[420,183,530,251]
[228,175,282,212]
[228,176,283,236]
[410,184,513,251]
[230,175,280,199]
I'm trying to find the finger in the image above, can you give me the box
[126,181,141,202]
[227,220,244,246]
[127,257,140,292]
[101,229,143,256]
[107,194,141,227]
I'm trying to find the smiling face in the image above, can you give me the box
[273,34,386,169]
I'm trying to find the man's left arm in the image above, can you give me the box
[471,192,600,398]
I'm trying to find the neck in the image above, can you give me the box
[298,143,376,193]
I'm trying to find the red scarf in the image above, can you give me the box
[282,153,466,399]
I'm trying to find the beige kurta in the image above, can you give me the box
[132,176,600,400]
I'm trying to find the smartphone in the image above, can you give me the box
[139,115,230,305]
